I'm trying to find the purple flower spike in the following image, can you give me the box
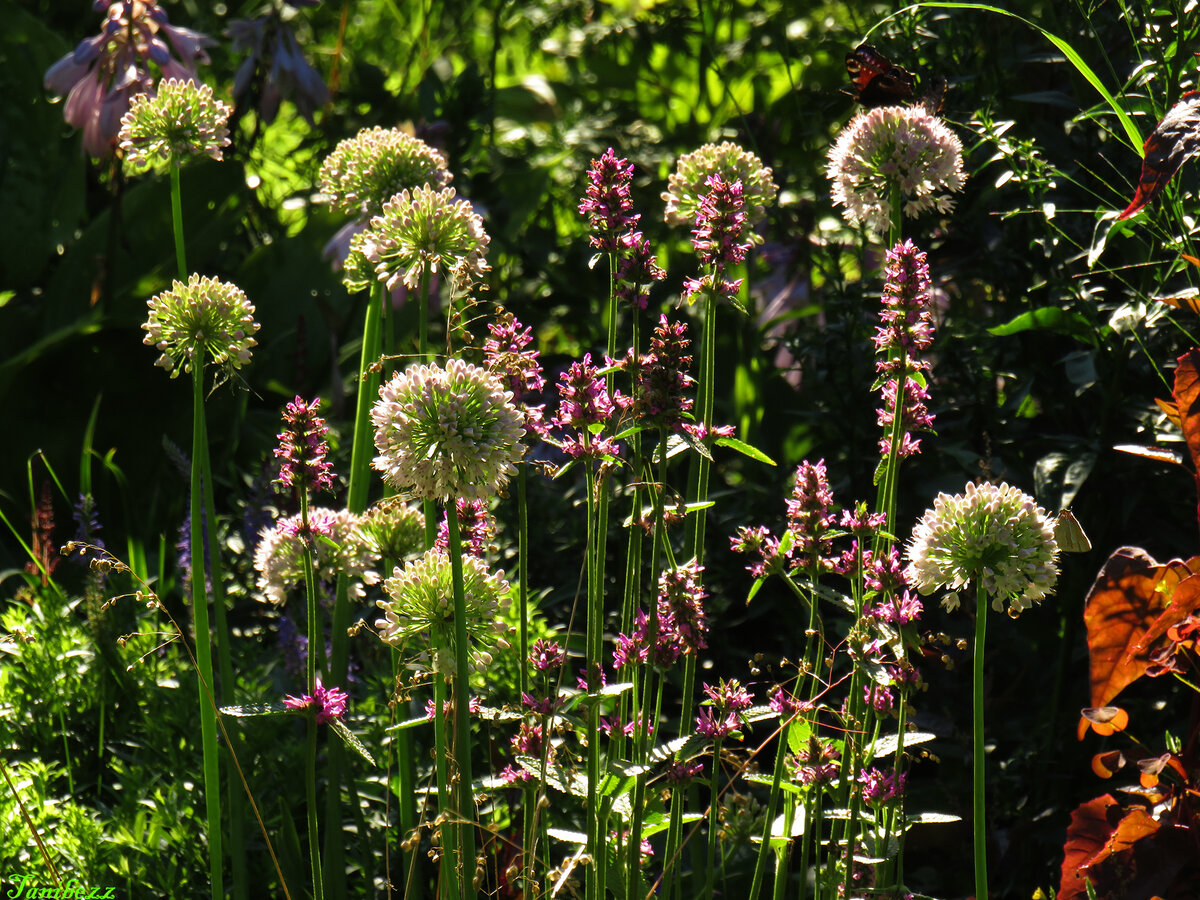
[579,147,639,252]
[274,396,334,495]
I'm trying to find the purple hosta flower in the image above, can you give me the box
[553,354,628,459]
[435,498,495,558]
[682,175,750,306]
[827,104,965,236]
[787,459,837,570]
[274,395,333,496]
[696,679,754,740]
[228,6,328,127]
[664,759,705,783]
[663,141,777,233]
[143,276,259,378]
[44,1,215,159]
[284,677,348,724]
[365,186,489,296]
[614,231,665,310]
[530,638,566,672]
[319,126,451,219]
[378,550,510,675]
[483,309,548,438]
[424,695,482,720]
[510,721,545,756]
[905,481,1060,617]
[578,147,639,253]
[863,683,896,714]
[371,359,525,502]
[254,508,376,607]
[118,77,230,172]
[630,314,695,432]
[858,766,906,808]
[730,525,789,578]
[791,736,840,785]
[869,590,923,626]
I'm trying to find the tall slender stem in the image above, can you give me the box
[300,491,324,900]
[190,366,223,900]
[973,588,989,900]
[447,503,476,898]
[170,163,187,278]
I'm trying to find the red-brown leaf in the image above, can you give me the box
[1058,794,1119,900]
[1118,92,1200,219]
[1078,549,1170,739]
[1172,350,1200,473]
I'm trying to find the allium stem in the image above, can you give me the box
[189,366,223,900]
[973,586,989,900]
[446,503,476,898]
[170,163,187,278]
[430,655,456,898]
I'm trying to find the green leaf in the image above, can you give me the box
[867,731,937,759]
[988,307,1096,345]
[904,811,963,825]
[714,436,777,466]
[329,717,377,766]
[678,426,714,461]
[745,575,767,605]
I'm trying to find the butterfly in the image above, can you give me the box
[1053,509,1092,553]
[844,43,946,114]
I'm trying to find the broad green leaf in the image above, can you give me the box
[714,436,777,466]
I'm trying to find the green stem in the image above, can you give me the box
[190,366,223,900]
[447,504,476,898]
[973,588,989,900]
[704,737,722,900]
[300,491,324,900]
[583,461,602,900]
[749,719,791,899]
[170,163,187,278]
[431,657,456,899]
[691,293,717,562]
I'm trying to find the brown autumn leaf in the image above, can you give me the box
[1172,349,1200,472]
[1077,548,1175,739]
[1058,794,1119,900]
[1131,571,1200,660]
[1117,92,1200,220]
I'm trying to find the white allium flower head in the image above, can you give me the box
[371,358,525,502]
[253,508,377,606]
[826,104,965,236]
[904,481,1059,617]
[142,274,259,377]
[376,549,510,674]
[119,78,231,171]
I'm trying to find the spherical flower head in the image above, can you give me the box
[118,78,231,172]
[341,228,378,294]
[370,358,525,502]
[578,147,639,252]
[904,481,1059,617]
[366,186,490,296]
[274,395,333,495]
[663,141,778,237]
[284,677,348,724]
[826,105,965,236]
[358,498,426,566]
[318,126,451,218]
[254,508,376,606]
[376,549,510,673]
[142,274,259,377]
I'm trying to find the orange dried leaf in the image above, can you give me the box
[1081,706,1130,736]
[1091,749,1126,779]
[1058,794,1118,900]
[1155,397,1181,428]
[1173,349,1200,473]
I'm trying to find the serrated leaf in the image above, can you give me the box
[547,828,588,844]
[904,811,962,825]
[329,718,377,766]
[220,702,290,718]
[867,731,937,759]
[677,426,713,461]
[714,435,777,466]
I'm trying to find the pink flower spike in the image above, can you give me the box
[284,677,348,724]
